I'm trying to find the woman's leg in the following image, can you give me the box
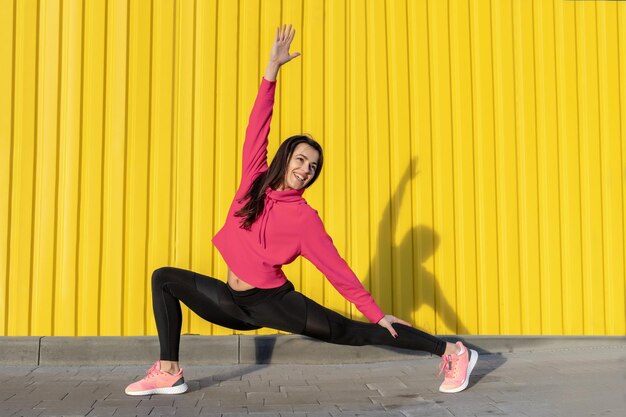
[301,294,447,356]
[245,283,446,356]
[151,267,260,362]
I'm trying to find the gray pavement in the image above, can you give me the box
[1,343,625,417]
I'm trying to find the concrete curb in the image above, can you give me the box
[1,335,624,366]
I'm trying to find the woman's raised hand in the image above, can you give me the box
[270,24,300,65]
[265,24,300,81]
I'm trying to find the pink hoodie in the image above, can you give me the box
[212,78,384,323]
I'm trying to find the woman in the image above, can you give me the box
[125,25,477,397]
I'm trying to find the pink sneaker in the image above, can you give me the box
[125,360,188,396]
[438,341,478,393]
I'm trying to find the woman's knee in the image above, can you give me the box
[151,266,189,290]
[152,267,170,286]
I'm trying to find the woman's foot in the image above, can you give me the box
[438,341,478,393]
[125,360,188,396]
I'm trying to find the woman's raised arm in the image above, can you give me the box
[239,25,301,187]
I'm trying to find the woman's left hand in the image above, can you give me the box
[264,24,301,81]
[377,315,413,338]
[269,24,301,67]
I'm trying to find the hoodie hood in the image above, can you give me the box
[258,187,306,248]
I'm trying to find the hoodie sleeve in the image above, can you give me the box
[240,78,277,190]
[300,209,385,324]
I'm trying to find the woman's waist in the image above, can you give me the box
[227,278,294,305]
[227,269,256,291]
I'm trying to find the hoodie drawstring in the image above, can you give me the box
[258,197,274,249]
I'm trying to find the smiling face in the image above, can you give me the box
[278,143,320,191]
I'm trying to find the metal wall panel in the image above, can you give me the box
[1,0,624,336]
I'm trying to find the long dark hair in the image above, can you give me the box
[235,135,324,230]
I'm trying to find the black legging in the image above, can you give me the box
[151,266,447,361]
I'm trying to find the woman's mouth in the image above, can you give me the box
[294,173,306,184]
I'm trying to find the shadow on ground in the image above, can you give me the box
[190,337,277,391]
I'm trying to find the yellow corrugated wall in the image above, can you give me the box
[1,0,625,337]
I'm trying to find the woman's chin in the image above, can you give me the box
[286,182,304,191]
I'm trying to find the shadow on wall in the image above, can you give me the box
[361,156,469,335]
[235,157,505,383]
[188,158,507,377]
[359,157,506,383]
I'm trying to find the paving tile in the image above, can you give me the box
[244,384,282,393]
[0,392,19,401]
[264,392,326,405]
[289,405,339,413]
[246,404,293,413]
[111,405,153,416]
[195,410,222,417]
[170,398,201,407]
[215,413,249,417]
[190,398,220,408]
[170,406,201,415]
[37,408,92,417]
[316,384,371,393]
[84,406,117,416]
[33,399,97,409]
[246,413,282,417]
[325,391,378,401]
[445,403,509,416]
[329,411,385,417]
[0,406,22,417]
[137,398,175,407]
[206,406,247,413]
[94,399,142,408]
[371,395,428,408]
[373,388,421,397]
[335,402,385,412]
[8,409,45,417]
[0,399,42,408]
[399,403,454,417]
[364,381,407,391]
[148,405,176,415]
[277,386,319,393]
[9,390,66,402]
[296,413,332,417]
[268,380,308,387]
[245,391,287,401]
[475,414,527,417]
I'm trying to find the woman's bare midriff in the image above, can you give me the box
[227,268,256,291]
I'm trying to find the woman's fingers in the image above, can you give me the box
[394,317,412,327]
[378,314,415,339]
[383,322,399,339]
[378,317,399,339]
[269,24,300,66]
[277,24,295,44]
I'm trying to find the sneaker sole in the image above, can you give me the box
[125,382,188,396]
[439,349,478,394]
